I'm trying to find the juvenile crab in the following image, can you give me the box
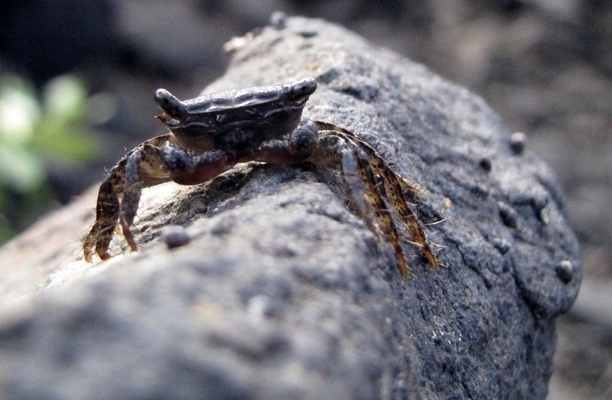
[83,78,438,277]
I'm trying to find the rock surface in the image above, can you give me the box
[0,16,581,399]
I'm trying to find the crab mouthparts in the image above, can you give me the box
[156,112,173,123]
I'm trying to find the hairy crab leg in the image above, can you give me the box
[314,121,424,196]
[336,138,383,242]
[309,133,410,277]
[84,133,235,262]
[314,121,439,270]
[120,144,172,253]
[348,142,411,277]
[336,131,439,269]
[83,169,124,262]
[119,142,231,251]
[84,134,175,262]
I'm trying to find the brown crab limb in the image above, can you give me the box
[349,144,412,277]
[119,143,172,250]
[368,156,439,269]
[308,133,410,277]
[335,131,439,270]
[84,135,236,262]
[314,121,438,270]
[314,121,425,196]
[122,144,233,251]
[84,136,175,261]
[121,152,146,252]
[336,139,384,243]
[83,175,123,262]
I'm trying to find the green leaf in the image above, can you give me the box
[0,76,40,144]
[0,141,45,192]
[42,75,87,123]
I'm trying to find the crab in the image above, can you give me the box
[83,78,438,277]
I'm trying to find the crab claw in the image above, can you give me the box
[154,89,187,121]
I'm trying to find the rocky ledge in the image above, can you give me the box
[0,15,580,400]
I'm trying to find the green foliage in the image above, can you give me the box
[0,73,100,244]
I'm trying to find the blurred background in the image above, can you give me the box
[0,0,610,398]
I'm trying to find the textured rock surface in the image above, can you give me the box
[0,16,580,399]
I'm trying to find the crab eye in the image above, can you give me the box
[287,78,317,101]
[154,89,186,118]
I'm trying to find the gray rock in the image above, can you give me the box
[0,16,580,400]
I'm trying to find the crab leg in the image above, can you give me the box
[122,143,232,225]
[335,137,383,242]
[367,154,438,269]
[84,134,173,262]
[83,169,124,262]
[120,144,171,253]
[308,133,410,277]
[314,121,424,196]
[84,133,234,262]
[314,121,439,270]
[348,143,412,277]
[336,132,438,269]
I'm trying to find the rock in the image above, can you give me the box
[0,16,580,399]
